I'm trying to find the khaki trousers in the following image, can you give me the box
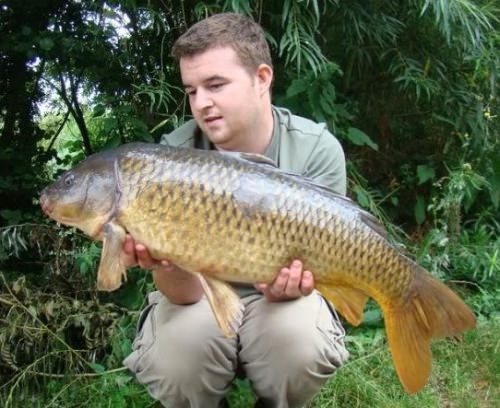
[123,290,348,408]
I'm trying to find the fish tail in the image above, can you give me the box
[384,268,476,394]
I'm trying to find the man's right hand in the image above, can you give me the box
[122,234,175,271]
[121,234,203,304]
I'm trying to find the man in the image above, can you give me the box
[123,12,349,408]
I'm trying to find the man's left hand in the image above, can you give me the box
[254,260,314,302]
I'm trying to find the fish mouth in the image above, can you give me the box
[39,193,81,225]
[39,193,54,215]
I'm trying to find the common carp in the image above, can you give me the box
[40,143,475,394]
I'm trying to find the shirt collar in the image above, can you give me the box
[263,106,281,165]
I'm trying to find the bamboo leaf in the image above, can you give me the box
[347,127,379,151]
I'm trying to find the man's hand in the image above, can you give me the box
[254,260,314,302]
[121,235,203,304]
[122,234,174,272]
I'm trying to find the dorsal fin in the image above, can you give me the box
[360,212,389,240]
[220,151,277,167]
[239,152,277,166]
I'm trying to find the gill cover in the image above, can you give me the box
[41,149,118,237]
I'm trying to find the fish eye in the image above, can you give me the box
[64,174,75,187]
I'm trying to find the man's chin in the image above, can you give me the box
[204,130,231,147]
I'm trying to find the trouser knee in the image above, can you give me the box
[239,293,349,407]
[124,295,238,407]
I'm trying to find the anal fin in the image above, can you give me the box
[316,283,368,326]
[197,274,244,338]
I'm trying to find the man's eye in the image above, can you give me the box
[186,89,195,96]
[210,83,224,90]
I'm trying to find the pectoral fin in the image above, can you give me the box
[197,274,244,338]
[97,221,127,291]
[316,283,368,326]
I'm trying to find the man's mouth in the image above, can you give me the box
[205,116,223,124]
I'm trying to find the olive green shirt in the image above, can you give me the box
[160,106,346,195]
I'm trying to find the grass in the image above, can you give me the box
[2,317,498,408]
[308,317,500,408]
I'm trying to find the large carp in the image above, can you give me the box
[40,143,475,394]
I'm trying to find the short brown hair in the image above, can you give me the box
[172,13,272,74]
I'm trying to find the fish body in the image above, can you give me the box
[40,143,476,394]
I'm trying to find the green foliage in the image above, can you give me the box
[419,0,497,48]
[0,225,153,407]
[278,0,330,74]
[412,162,500,317]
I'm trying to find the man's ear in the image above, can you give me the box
[256,63,273,94]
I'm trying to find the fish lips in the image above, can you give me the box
[39,192,54,215]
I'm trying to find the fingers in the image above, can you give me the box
[255,260,314,302]
[136,244,158,269]
[136,244,174,272]
[300,269,314,295]
[287,260,303,296]
[268,266,291,298]
[121,235,137,267]
[121,234,172,271]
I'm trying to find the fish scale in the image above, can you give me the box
[40,142,476,394]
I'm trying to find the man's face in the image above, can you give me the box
[180,46,267,150]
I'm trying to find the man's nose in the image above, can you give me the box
[191,88,214,111]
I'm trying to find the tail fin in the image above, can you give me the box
[383,269,476,394]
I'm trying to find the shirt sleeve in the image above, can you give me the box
[303,130,347,195]
[159,120,197,147]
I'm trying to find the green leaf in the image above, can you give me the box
[346,127,379,151]
[90,363,106,373]
[319,94,336,117]
[414,195,426,225]
[354,186,370,208]
[417,164,435,185]
[0,209,23,224]
[79,260,89,275]
[322,82,337,102]
[93,104,105,117]
[28,305,37,318]
[286,79,309,98]
[103,118,118,133]
[488,157,500,209]
[103,133,122,149]
[39,37,54,51]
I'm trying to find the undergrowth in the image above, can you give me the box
[1,316,497,407]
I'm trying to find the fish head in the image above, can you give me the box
[40,151,117,238]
